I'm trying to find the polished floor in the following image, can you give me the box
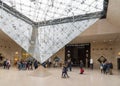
[0,67,120,86]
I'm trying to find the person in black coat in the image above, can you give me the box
[34,60,38,69]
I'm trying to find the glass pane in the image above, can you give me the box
[1,0,104,22]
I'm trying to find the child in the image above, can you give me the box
[61,64,69,78]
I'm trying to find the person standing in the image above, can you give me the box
[109,61,113,75]
[90,58,94,69]
[100,62,104,73]
[6,59,11,69]
[67,59,72,71]
[34,60,38,69]
[3,59,7,69]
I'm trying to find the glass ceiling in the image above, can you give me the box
[1,0,104,22]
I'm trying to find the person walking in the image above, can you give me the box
[61,64,69,78]
[80,60,84,74]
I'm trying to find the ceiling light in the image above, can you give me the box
[118,52,120,56]
[103,40,106,42]
[109,40,112,42]
[15,52,18,54]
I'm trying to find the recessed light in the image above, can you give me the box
[104,40,106,42]
[109,40,112,42]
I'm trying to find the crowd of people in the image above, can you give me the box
[1,57,114,79]
[61,58,114,79]
[17,60,39,70]
[2,59,39,70]
[100,61,113,75]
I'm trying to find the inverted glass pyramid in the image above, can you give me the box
[0,0,106,63]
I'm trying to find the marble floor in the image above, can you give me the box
[0,67,120,86]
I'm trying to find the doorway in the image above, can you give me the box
[117,58,120,70]
[65,43,90,67]
[78,46,86,67]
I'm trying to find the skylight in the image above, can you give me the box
[1,0,104,22]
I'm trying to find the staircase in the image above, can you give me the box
[0,8,99,63]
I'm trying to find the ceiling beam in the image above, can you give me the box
[36,11,104,27]
[101,0,109,19]
[36,0,109,27]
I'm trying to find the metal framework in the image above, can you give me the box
[0,1,35,25]
[0,0,109,27]
[37,11,103,27]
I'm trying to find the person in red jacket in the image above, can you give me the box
[80,60,84,74]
